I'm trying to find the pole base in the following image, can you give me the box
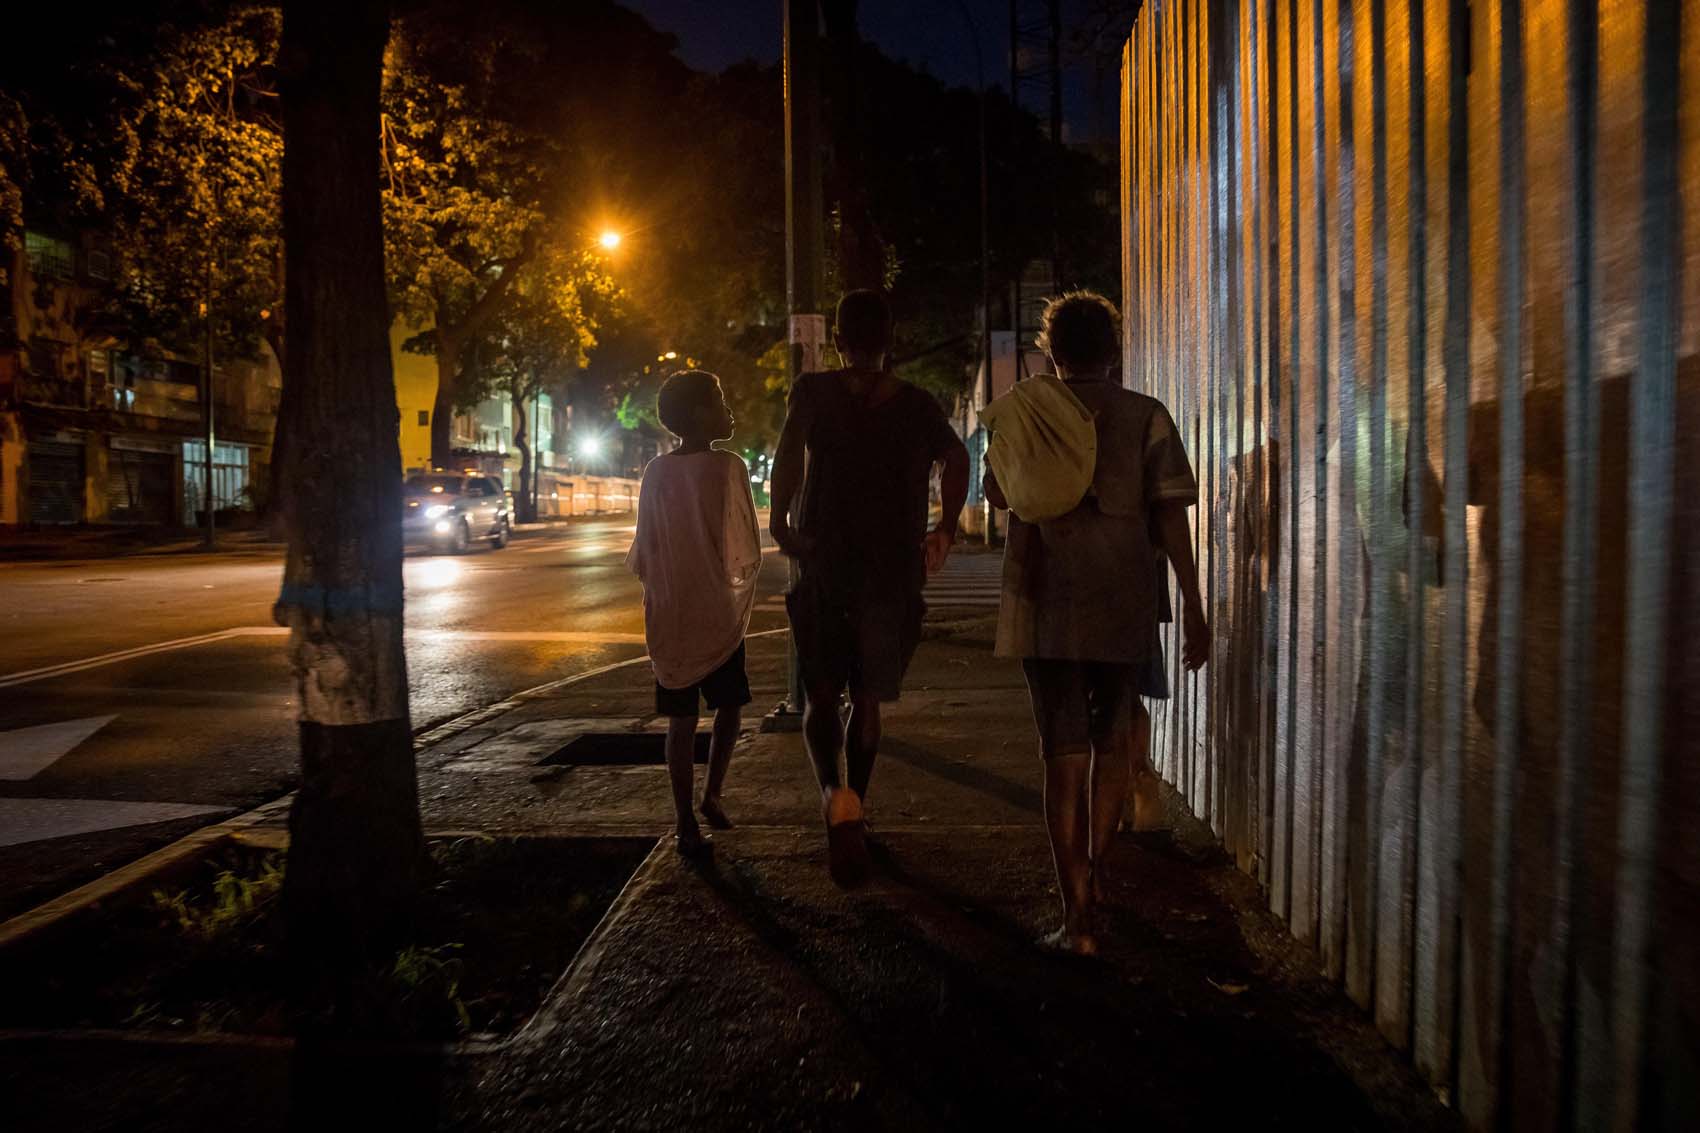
[760,701,805,734]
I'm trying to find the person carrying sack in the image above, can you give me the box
[983,290,1209,955]
[979,373,1097,523]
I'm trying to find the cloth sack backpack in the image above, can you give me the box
[979,374,1097,522]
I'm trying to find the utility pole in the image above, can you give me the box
[1008,0,1064,381]
[768,0,826,731]
[202,269,216,549]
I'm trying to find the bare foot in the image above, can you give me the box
[699,795,734,830]
[1039,925,1100,956]
[674,826,713,861]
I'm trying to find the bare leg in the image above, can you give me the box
[845,689,882,803]
[802,680,846,797]
[1042,751,1096,954]
[700,705,739,829]
[1088,730,1133,906]
[665,715,708,857]
[1126,704,1162,832]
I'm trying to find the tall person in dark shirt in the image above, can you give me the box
[770,290,971,887]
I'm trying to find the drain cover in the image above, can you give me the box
[538,731,710,766]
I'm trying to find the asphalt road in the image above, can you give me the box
[0,520,794,920]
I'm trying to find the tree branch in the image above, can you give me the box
[444,233,535,341]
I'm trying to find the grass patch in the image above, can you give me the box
[0,836,648,1040]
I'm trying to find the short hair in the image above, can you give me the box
[834,289,893,356]
[1037,290,1121,373]
[656,370,721,437]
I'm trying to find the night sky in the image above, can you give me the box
[622,0,1115,143]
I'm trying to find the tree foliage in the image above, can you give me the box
[110,7,285,364]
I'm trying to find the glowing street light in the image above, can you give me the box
[577,434,604,459]
[597,229,623,251]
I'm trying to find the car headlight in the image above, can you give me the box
[424,504,451,519]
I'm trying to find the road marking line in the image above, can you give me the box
[0,629,280,689]
[0,625,680,688]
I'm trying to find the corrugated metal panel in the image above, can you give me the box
[1118,0,1697,1124]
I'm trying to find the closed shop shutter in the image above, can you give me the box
[106,448,174,524]
[28,441,84,524]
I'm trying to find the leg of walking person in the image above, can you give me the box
[1043,751,1096,954]
[802,680,846,794]
[1086,668,1135,904]
[1088,745,1131,906]
[700,704,740,829]
[1125,702,1163,831]
[805,677,869,886]
[845,688,882,803]
[665,714,710,859]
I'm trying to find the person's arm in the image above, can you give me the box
[768,385,812,557]
[1153,501,1207,670]
[918,415,972,575]
[983,466,1008,511]
[624,472,653,578]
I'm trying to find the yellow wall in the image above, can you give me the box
[391,323,436,474]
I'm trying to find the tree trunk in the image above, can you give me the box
[429,333,458,470]
[513,398,535,524]
[275,0,424,987]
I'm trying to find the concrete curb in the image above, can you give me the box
[511,834,676,1050]
[0,795,293,950]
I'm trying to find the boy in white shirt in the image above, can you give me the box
[626,371,762,859]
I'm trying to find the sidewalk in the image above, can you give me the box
[3,627,1456,1130]
[421,630,1452,1130]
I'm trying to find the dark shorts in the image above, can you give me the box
[786,573,924,703]
[655,643,752,718]
[1021,658,1142,759]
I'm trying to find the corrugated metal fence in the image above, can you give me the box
[1119,0,1696,1126]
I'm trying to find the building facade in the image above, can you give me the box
[0,229,278,527]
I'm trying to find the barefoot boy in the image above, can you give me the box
[626,371,761,859]
[769,289,970,886]
[985,292,1208,953]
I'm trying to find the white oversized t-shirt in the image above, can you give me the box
[625,450,761,689]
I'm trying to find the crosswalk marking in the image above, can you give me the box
[751,554,1005,614]
[0,716,116,780]
[0,798,230,848]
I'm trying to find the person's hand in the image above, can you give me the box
[771,517,813,558]
[1182,601,1210,670]
[923,527,955,576]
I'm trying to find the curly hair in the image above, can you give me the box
[1036,290,1121,374]
[656,370,722,438]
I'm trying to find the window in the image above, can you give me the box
[417,410,430,427]
[25,232,74,281]
[86,249,111,282]
[463,480,488,497]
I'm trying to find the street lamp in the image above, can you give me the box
[597,229,623,251]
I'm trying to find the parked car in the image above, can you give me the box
[403,472,511,553]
